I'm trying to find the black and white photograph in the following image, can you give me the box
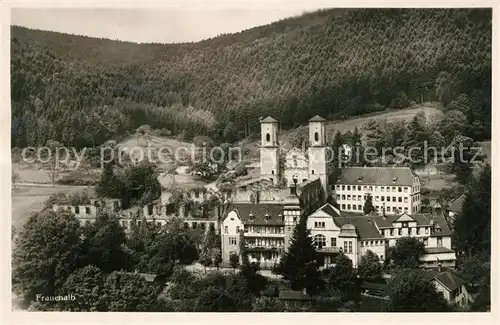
[3,1,496,319]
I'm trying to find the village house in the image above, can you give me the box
[432,268,471,308]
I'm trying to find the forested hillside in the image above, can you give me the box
[11,8,491,148]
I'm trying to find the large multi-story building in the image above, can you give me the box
[221,199,455,269]
[333,167,421,215]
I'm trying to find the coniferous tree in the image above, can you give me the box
[453,164,491,258]
[273,214,323,295]
[363,194,375,215]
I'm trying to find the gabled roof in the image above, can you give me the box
[319,203,343,218]
[371,213,452,237]
[260,116,278,123]
[432,270,466,292]
[449,193,466,213]
[308,115,327,122]
[229,203,284,225]
[394,213,415,222]
[334,216,384,239]
[337,167,415,186]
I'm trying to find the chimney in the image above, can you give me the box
[437,262,442,273]
[290,184,297,196]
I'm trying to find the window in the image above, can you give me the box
[312,170,315,175]
[331,237,337,247]
[358,195,362,201]
[370,241,374,247]
[392,187,396,192]
[314,234,326,249]
[224,226,228,233]
[85,220,90,226]
[402,222,408,227]
[358,186,361,191]
[342,185,345,190]
[236,226,240,233]
[314,221,325,228]
[348,241,353,253]
[347,185,351,191]
[408,228,412,235]
[342,195,346,200]
[437,237,443,247]
[347,204,351,210]
[229,237,237,245]
[337,195,341,201]
[425,227,429,234]
[398,187,402,192]
[75,206,80,214]
[336,185,340,190]
[360,241,364,247]
[404,197,408,203]
[375,196,379,201]
[381,196,385,202]
[201,223,206,230]
[314,132,319,142]
[369,186,373,191]
[398,228,402,235]
[121,220,128,230]
[266,133,270,142]
[423,238,428,246]
[404,207,408,212]
[387,196,390,202]
[398,197,402,202]
[390,229,394,236]
[392,197,396,202]
[344,242,348,252]
[85,207,91,214]
[192,222,197,229]
[347,195,351,200]
[358,205,362,210]
[380,255,384,261]
[342,204,346,210]
[416,227,420,235]
[404,187,408,193]
[353,205,357,210]
[381,187,385,192]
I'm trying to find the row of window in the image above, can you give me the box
[336,185,410,193]
[385,227,430,236]
[314,221,326,228]
[245,238,285,247]
[360,240,384,247]
[337,194,413,204]
[225,225,286,234]
[120,219,215,230]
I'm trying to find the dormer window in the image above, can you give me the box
[264,213,271,221]
[314,132,319,142]
[278,213,283,222]
[266,133,270,142]
[392,177,398,183]
[249,213,255,221]
[357,176,363,182]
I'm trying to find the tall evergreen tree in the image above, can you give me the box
[453,164,491,257]
[273,214,323,295]
[363,194,375,215]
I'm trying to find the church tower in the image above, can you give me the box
[260,116,280,184]
[307,115,329,194]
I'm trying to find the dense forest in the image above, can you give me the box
[11,8,491,148]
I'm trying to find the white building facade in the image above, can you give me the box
[334,167,421,215]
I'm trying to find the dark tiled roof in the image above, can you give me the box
[449,193,466,213]
[371,213,451,236]
[337,167,416,186]
[320,203,343,218]
[278,290,312,301]
[433,271,466,292]
[261,116,278,123]
[229,203,284,225]
[308,115,327,122]
[360,281,388,290]
[333,216,384,239]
